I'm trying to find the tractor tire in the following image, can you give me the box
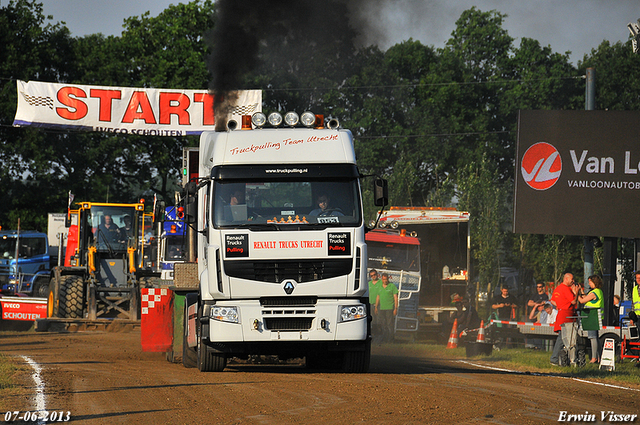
[58,275,85,318]
[47,287,59,318]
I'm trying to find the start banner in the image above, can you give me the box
[13,80,262,136]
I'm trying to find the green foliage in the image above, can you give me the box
[0,2,635,286]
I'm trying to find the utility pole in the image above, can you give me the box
[583,68,595,291]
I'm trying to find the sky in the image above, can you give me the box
[39,0,640,65]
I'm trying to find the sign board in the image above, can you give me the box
[13,80,261,136]
[514,110,640,238]
[47,213,67,259]
[0,297,47,321]
[599,337,616,371]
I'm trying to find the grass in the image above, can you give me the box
[404,341,640,388]
[0,354,20,390]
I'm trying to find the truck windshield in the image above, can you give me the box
[212,179,361,228]
[367,242,421,272]
[88,206,138,252]
[164,235,186,261]
[0,237,16,259]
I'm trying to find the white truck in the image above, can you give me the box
[179,111,386,372]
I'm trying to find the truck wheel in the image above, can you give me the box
[33,278,50,298]
[58,275,85,318]
[342,340,371,373]
[197,341,226,372]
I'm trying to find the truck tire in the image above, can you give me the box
[32,278,50,298]
[58,275,85,318]
[342,340,371,373]
[197,342,226,372]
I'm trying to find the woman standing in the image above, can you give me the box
[578,275,604,364]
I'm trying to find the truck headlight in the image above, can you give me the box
[209,306,239,323]
[340,304,366,322]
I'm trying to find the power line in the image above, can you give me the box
[264,75,585,92]
[356,130,512,139]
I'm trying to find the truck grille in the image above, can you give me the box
[260,297,317,306]
[224,259,352,283]
[264,317,313,331]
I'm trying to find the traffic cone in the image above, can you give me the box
[476,320,486,343]
[447,319,459,348]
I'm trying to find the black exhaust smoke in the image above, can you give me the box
[207,0,385,130]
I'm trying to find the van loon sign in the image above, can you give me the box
[514,110,640,238]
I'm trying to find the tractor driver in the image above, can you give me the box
[98,214,121,243]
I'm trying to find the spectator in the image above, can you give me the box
[631,272,640,326]
[578,275,604,364]
[368,269,382,338]
[529,302,546,322]
[549,273,580,366]
[491,286,518,321]
[458,297,481,332]
[527,283,549,321]
[613,294,621,326]
[375,273,398,344]
[539,303,557,325]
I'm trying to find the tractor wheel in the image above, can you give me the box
[58,275,85,318]
[47,286,59,318]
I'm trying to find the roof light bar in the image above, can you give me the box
[284,111,299,127]
[268,112,283,127]
[301,112,315,128]
[251,112,267,128]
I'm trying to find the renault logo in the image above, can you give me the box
[282,280,296,295]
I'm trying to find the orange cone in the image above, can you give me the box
[476,320,486,343]
[447,319,459,349]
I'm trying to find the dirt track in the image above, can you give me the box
[1,329,639,424]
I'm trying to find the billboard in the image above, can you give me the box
[514,110,640,238]
[13,80,261,136]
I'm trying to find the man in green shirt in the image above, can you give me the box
[375,273,399,343]
[368,269,382,337]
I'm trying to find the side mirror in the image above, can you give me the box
[373,178,388,207]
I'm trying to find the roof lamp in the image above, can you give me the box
[268,112,282,127]
[284,111,299,127]
[251,112,267,128]
[241,115,252,130]
[301,111,315,128]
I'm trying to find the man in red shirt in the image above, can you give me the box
[549,273,580,366]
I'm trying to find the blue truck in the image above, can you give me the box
[159,206,186,281]
[0,230,52,297]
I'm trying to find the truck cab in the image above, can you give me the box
[186,112,373,372]
[0,231,51,297]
